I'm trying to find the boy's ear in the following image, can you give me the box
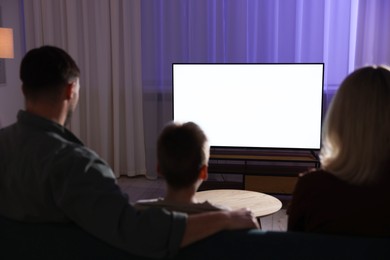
[199,165,208,180]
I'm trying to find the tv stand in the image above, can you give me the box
[207,148,320,194]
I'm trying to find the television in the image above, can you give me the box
[172,63,324,150]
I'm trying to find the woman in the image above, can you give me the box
[288,66,390,236]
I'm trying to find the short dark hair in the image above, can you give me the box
[157,122,208,189]
[20,45,80,100]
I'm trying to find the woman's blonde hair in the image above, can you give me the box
[320,66,390,185]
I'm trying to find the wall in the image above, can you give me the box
[0,0,23,127]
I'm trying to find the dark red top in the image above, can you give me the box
[287,169,390,237]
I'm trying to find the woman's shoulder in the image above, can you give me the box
[290,169,344,201]
[299,168,329,177]
[297,169,340,185]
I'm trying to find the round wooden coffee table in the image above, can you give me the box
[194,189,282,217]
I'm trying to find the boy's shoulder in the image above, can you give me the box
[134,198,229,214]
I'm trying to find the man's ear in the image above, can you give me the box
[199,165,208,180]
[65,82,75,100]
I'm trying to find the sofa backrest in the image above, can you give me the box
[1,214,389,259]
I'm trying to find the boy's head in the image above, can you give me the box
[157,121,209,190]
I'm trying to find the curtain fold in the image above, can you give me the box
[140,0,347,178]
[21,0,390,180]
[22,0,147,178]
[109,0,147,177]
[140,0,389,178]
[354,0,390,67]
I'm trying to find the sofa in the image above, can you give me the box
[1,215,389,260]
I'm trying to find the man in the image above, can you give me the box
[135,121,229,214]
[0,46,259,258]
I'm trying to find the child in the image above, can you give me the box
[135,121,229,214]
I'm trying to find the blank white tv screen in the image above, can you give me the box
[172,63,324,150]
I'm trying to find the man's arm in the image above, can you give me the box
[52,149,258,258]
[181,208,259,247]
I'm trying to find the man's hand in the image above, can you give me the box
[181,208,259,247]
[224,208,260,230]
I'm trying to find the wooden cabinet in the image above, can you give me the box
[208,149,319,194]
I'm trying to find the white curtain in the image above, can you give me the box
[140,0,356,176]
[354,0,390,68]
[21,0,390,180]
[22,0,147,178]
[140,1,390,177]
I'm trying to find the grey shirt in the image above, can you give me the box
[0,110,187,258]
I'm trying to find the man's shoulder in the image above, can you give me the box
[0,121,19,137]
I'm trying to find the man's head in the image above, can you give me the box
[20,46,80,123]
[157,121,209,190]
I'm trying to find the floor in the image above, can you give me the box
[117,173,289,231]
